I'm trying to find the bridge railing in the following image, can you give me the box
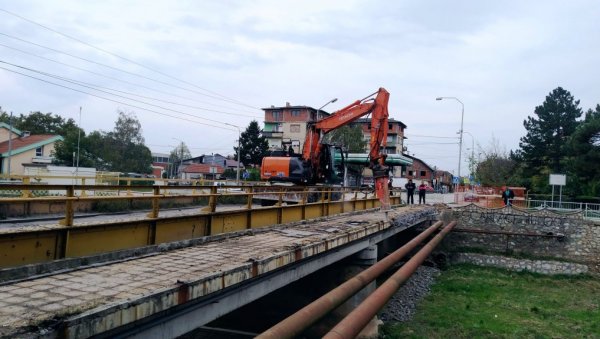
[0,183,393,225]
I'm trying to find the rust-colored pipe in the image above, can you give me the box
[257,220,444,339]
[323,221,457,339]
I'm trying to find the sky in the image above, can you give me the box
[1,0,599,177]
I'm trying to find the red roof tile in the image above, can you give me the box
[182,163,225,174]
[0,135,60,154]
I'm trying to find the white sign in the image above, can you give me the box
[549,174,566,186]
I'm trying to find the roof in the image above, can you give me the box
[0,135,63,157]
[225,159,243,168]
[353,118,407,128]
[404,154,435,172]
[0,122,23,136]
[181,163,225,174]
[262,106,332,116]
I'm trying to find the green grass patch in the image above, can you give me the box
[381,264,600,338]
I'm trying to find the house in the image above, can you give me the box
[0,123,63,176]
[262,103,331,153]
[351,118,406,155]
[434,170,453,192]
[403,155,435,186]
[181,163,224,180]
[151,152,170,178]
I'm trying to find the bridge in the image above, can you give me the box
[0,182,444,338]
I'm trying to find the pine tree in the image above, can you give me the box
[518,87,582,192]
[235,120,269,166]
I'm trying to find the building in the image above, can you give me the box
[181,163,224,181]
[403,154,435,186]
[352,118,406,155]
[0,123,63,176]
[262,103,331,153]
[434,170,453,193]
[151,152,170,178]
[262,103,407,156]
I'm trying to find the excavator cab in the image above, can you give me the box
[319,144,345,184]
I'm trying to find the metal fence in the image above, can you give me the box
[525,199,600,220]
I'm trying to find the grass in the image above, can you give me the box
[381,264,600,338]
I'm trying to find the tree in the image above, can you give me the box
[234,120,269,166]
[518,87,582,192]
[325,125,367,152]
[101,111,152,173]
[475,137,518,187]
[567,105,600,197]
[168,142,192,178]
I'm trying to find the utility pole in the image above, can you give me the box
[7,111,13,178]
[76,106,82,179]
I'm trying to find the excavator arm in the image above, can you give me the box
[302,87,391,208]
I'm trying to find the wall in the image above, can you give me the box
[441,204,600,272]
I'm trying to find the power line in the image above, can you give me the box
[0,32,259,110]
[405,133,459,139]
[0,65,236,131]
[0,8,260,110]
[0,59,243,126]
[0,57,259,120]
[0,42,261,118]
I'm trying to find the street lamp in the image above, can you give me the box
[224,123,242,185]
[436,97,464,180]
[316,98,338,121]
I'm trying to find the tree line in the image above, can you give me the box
[0,110,152,174]
[476,87,600,200]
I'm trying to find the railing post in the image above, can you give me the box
[208,186,217,212]
[21,177,31,198]
[246,186,254,209]
[80,178,87,197]
[127,179,132,196]
[147,186,160,218]
[59,186,75,226]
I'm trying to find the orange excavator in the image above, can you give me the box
[261,87,391,208]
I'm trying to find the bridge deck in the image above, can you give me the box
[0,206,433,338]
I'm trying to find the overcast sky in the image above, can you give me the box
[1,0,599,176]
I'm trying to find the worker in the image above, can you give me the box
[418,181,427,204]
[502,186,515,206]
[405,179,415,204]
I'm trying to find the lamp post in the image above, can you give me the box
[435,97,464,180]
[316,98,338,121]
[224,123,242,185]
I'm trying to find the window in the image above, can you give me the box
[272,111,282,121]
[35,146,43,157]
[291,109,300,117]
[408,170,414,176]
[290,124,301,133]
[420,170,427,177]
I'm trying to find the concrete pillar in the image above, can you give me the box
[307,245,380,338]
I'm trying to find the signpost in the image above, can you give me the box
[549,174,566,207]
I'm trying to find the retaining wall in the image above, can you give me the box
[441,204,600,273]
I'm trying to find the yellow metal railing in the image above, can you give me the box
[0,183,402,268]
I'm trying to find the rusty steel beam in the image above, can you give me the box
[257,220,444,339]
[323,221,457,339]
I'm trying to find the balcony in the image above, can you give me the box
[262,131,284,139]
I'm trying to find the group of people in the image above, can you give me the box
[404,179,428,204]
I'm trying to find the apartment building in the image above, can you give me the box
[262,104,406,155]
